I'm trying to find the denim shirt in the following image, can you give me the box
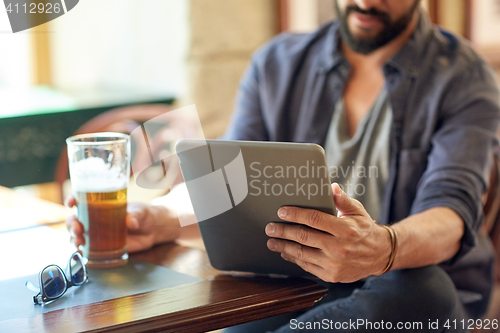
[223,12,500,312]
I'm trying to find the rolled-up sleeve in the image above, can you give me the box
[410,61,500,263]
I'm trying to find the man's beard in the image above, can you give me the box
[335,0,420,55]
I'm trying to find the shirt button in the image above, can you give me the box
[394,123,403,137]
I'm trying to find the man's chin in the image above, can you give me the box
[341,33,384,55]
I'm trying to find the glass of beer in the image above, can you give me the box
[66,133,130,268]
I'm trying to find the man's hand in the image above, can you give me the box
[266,183,392,283]
[65,196,182,253]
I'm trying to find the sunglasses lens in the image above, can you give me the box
[70,253,85,285]
[42,266,66,299]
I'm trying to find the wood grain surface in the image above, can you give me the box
[1,233,328,333]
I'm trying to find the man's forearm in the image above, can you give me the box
[391,207,464,270]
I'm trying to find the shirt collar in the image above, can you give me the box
[317,21,346,74]
[386,11,432,78]
[318,10,433,78]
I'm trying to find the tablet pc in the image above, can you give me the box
[175,139,335,277]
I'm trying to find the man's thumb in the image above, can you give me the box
[126,204,148,230]
[331,183,361,216]
[126,214,140,230]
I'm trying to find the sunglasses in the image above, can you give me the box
[25,252,88,305]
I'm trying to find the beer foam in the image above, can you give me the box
[70,156,128,193]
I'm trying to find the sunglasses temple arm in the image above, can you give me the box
[25,280,43,304]
[25,280,39,292]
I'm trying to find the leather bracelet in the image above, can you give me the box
[380,225,398,274]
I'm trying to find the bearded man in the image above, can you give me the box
[67,1,500,332]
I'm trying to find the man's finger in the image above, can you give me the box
[278,204,357,236]
[65,216,84,236]
[277,205,334,232]
[70,235,85,248]
[126,213,140,230]
[281,253,327,279]
[267,238,323,266]
[265,222,325,248]
[64,195,76,208]
[127,203,148,230]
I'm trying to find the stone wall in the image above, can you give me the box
[188,0,278,139]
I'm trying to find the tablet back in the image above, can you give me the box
[175,139,335,277]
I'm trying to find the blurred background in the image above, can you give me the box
[0,0,499,203]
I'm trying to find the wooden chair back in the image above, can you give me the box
[54,104,196,202]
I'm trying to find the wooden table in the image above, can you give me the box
[0,190,328,333]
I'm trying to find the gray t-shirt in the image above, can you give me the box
[324,89,392,222]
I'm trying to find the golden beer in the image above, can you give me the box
[76,188,128,267]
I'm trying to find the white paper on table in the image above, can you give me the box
[0,226,76,281]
